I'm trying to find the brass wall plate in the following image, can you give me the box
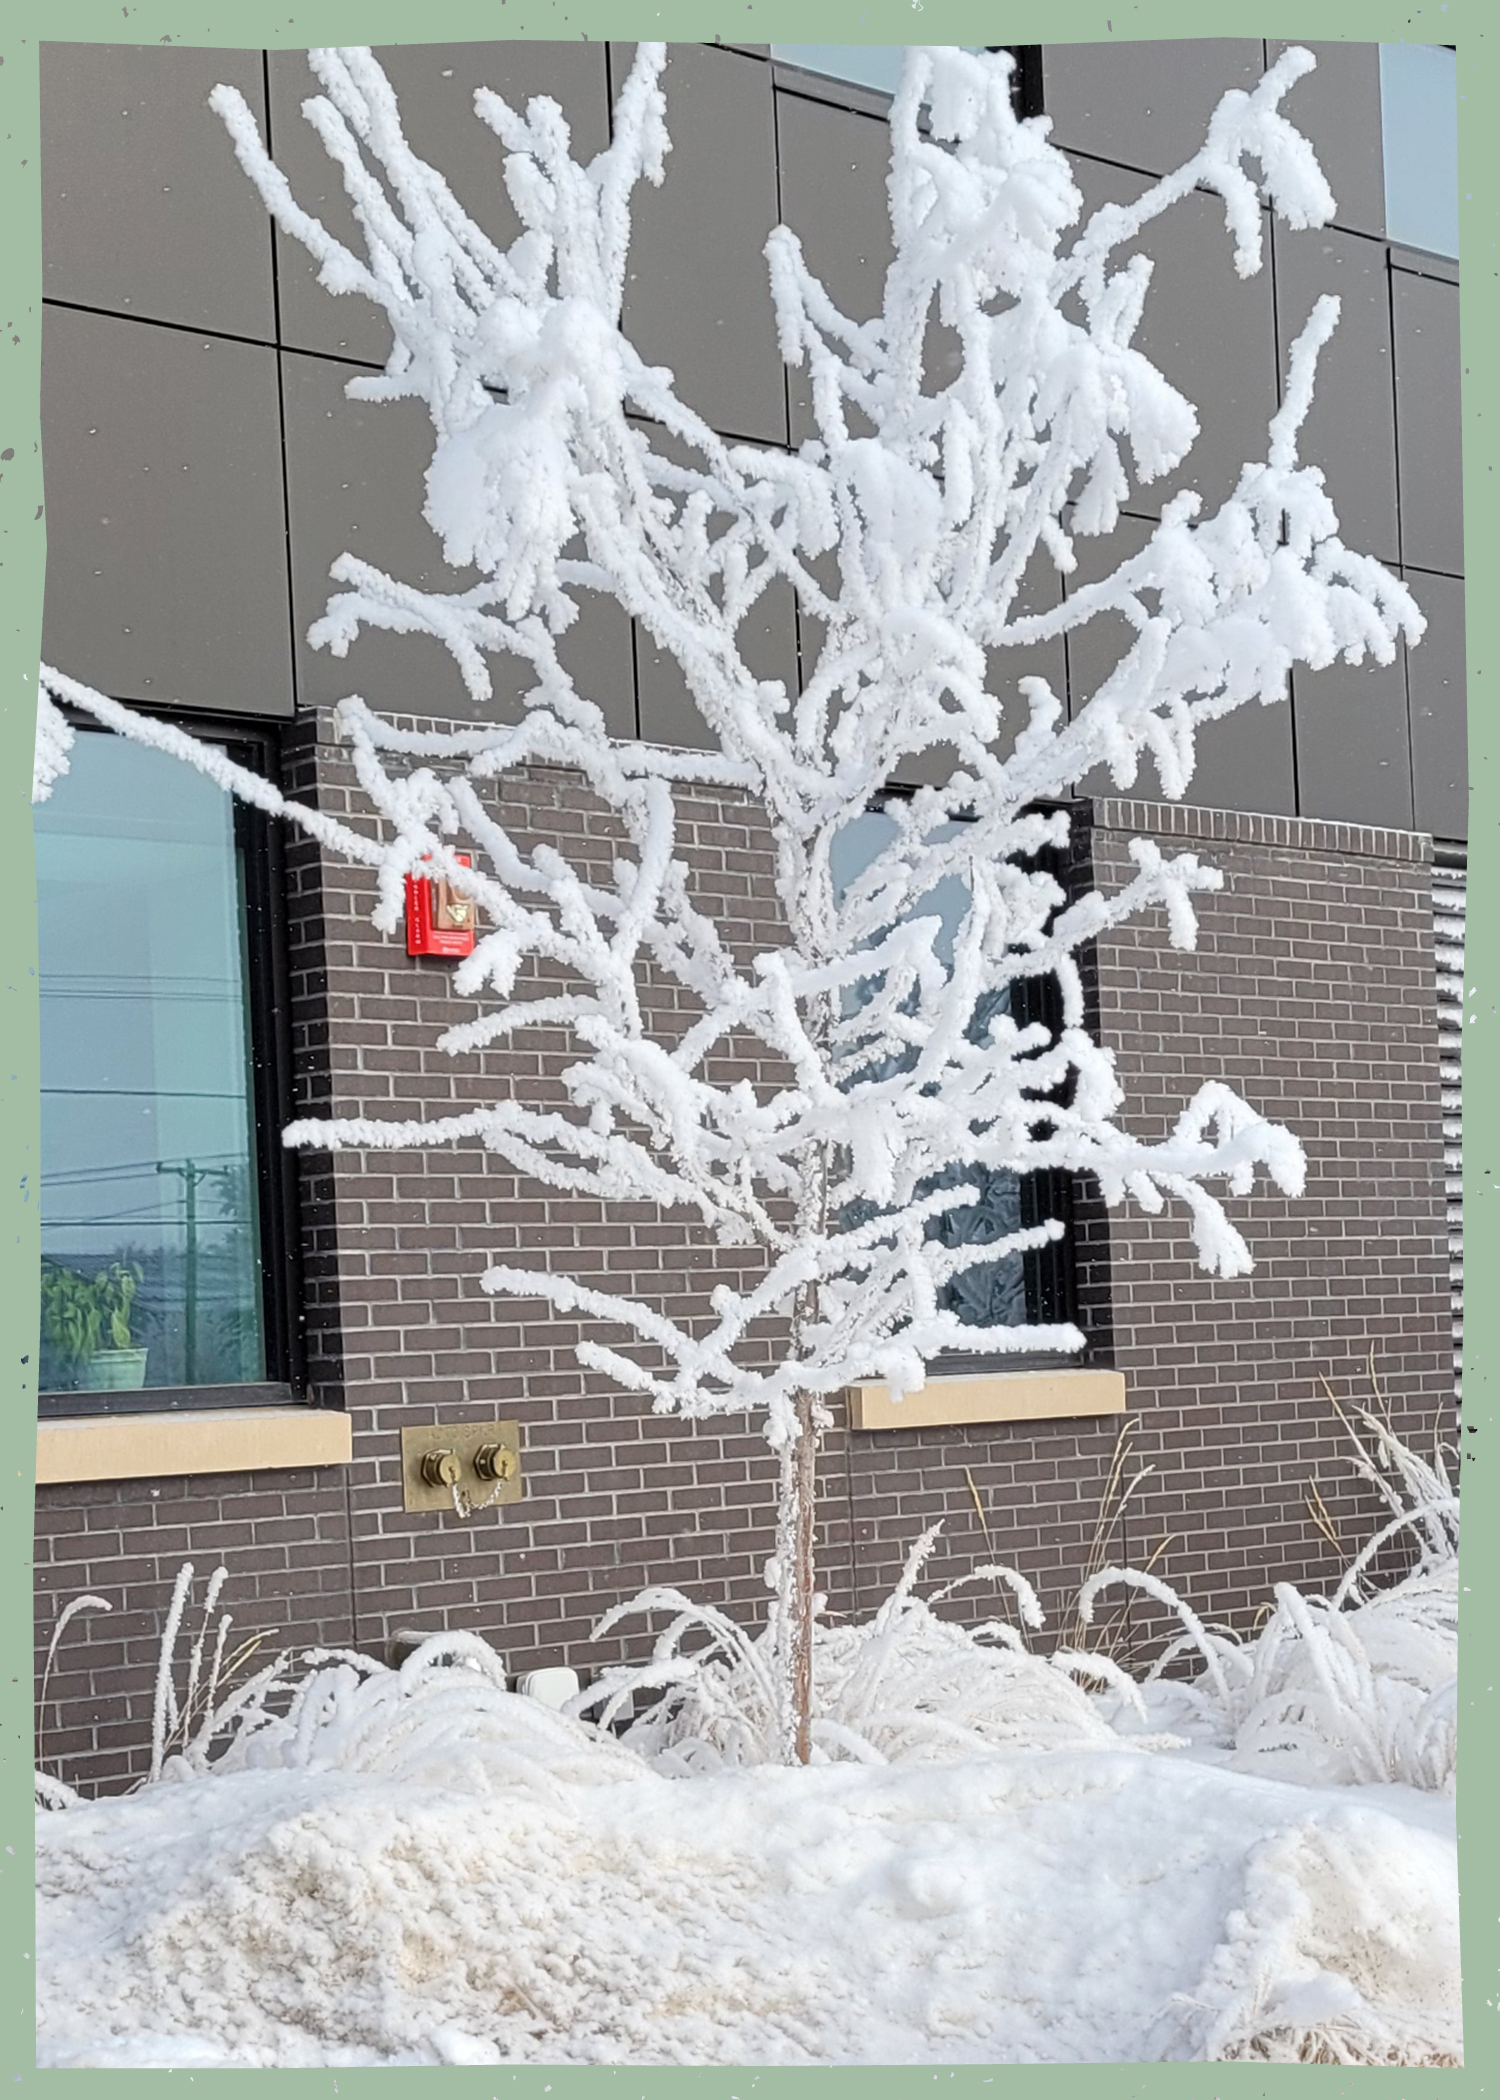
[400,1419,523,1513]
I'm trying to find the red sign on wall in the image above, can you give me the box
[405,852,477,959]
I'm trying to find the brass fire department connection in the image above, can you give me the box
[419,1448,461,1490]
[401,1420,524,1513]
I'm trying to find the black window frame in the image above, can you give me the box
[37,709,305,1419]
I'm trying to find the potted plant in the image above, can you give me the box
[39,1260,148,1392]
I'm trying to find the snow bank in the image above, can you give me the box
[36,1735,1456,2067]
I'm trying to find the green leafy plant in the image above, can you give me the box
[39,1260,142,1370]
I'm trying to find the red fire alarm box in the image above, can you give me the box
[406,853,477,959]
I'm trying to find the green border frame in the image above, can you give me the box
[2,1,1489,2088]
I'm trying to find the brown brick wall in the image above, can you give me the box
[34,737,1455,1792]
[1089,797,1453,1637]
[34,1466,354,1786]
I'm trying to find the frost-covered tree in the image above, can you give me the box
[36,43,1421,1763]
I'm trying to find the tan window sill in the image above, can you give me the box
[849,1369,1126,1431]
[36,1406,353,1486]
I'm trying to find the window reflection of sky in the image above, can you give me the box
[1381,43,1459,260]
[35,734,265,1389]
[770,45,986,100]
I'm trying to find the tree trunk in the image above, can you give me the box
[776,1142,830,1766]
[776,1388,822,1765]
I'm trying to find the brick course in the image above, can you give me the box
[34,734,1455,1791]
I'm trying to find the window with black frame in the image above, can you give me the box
[34,721,299,1415]
[769,46,1044,120]
[829,802,1078,1374]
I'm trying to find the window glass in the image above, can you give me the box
[829,807,1044,1343]
[35,731,267,1396]
[771,46,910,97]
[771,45,988,99]
[1380,43,1459,259]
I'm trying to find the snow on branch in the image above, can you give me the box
[38,42,1423,1439]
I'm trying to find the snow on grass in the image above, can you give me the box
[1091,1409,1460,1795]
[566,1527,1167,1771]
[1105,1559,1459,1794]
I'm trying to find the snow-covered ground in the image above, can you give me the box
[36,1418,1461,2068]
[35,1726,1458,2068]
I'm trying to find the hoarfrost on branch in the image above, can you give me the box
[36,42,1422,1752]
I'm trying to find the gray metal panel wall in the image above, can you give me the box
[773,88,896,449]
[37,38,1466,833]
[1265,39,1386,240]
[612,43,787,446]
[1405,570,1468,843]
[1273,223,1399,567]
[635,579,800,752]
[1040,38,1266,175]
[1292,650,1414,831]
[1393,269,1465,578]
[39,302,294,717]
[41,43,275,339]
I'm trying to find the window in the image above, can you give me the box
[1380,43,1459,259]
[34,722,299,1414]
[829,803,1078,1372]
[772,46,912,97]
[771,46,1043,120]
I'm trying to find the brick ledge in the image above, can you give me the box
[1090,796,1432,865]
[36,1407,352,1486]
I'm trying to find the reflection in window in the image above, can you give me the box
[771,45,988,100]
[829,808,1065,1353]
[35,731,266,1396]
[1380,43,1459,259]
[772,46,910,97]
